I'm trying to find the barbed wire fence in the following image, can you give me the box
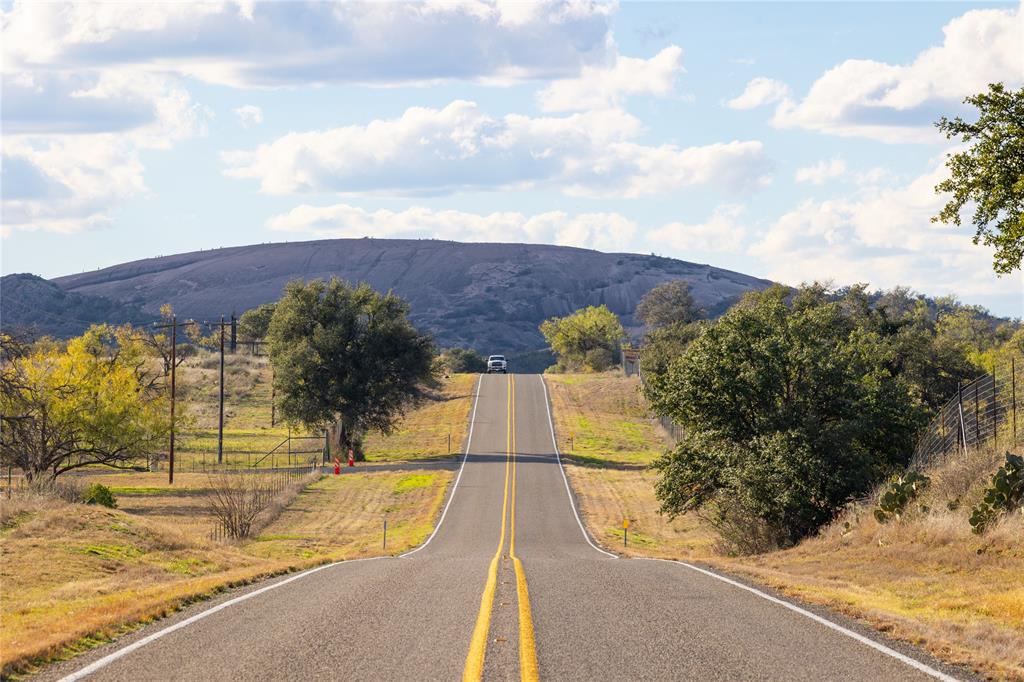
[911,354,1022,470]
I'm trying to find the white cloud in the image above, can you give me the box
[233,104,263,127]
[1,70,204,234]
[772,3,1023,142]
[536,45,684,112]
[749,158,1006,297]
[1,1,614,87]
[794,158,847,185]
[647,204,747,253]
[267,203,637,253]
[726,77,790,110]
[223,100,772,198]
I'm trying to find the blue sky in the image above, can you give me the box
[2,1,1022,316]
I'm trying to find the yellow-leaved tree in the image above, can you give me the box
[0,326,170,481]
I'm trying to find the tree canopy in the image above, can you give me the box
[238,303,277,341]
[540,305,625,372]
[437,347,487,374]
[647,285,928,551]
[635,280,703,329]
[0,326,170,481]
[266,278,435,459]
[933,82,1024,274]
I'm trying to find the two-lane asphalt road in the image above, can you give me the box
[52,374,966,681]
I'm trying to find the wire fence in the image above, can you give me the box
[911,355,1022,470]
[206,464,320,542]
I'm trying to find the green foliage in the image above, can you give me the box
[238,303,277,341]
[266,278,435,461]
[540,305,625,372]
[83,483,118,509]
[873,473,930,524]
[933,83,1024,274]
[649,284,926,549]
[969,453,1024,534]
[635,280,703,329]
[0,326,170,481]
[437,347,486,373]
[639,321,704,378]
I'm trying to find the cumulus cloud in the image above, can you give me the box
[1,1,614,87]
[233,104,263,127]
[267,203,637,253]
[772,3,1023,142]
[726,77,790,110]
[536,45,684,112]
[748,159,1006,297]
[646,204,747,253]
[1,70,204,234]
[794,158,847,185]
[223,100,772,198]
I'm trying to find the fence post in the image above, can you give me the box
[992,363,997,449]
[974,379,980,447]
[957,381,966,457]
[1013,357,1018,445]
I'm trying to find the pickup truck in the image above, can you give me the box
[486,355,508,374]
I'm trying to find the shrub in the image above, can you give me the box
[969,453,1024,534]
[83,483,118,509]
[584,348,614,372]
[873,472,930,523]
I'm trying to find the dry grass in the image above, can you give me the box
[545,372,713,557]
[713,446,1024,681]
[364,373,477,461]
[547,372,1024,680]
[0,498,302,677]
[0,470,452,676]
[545,373,665,466]
[246,469,453,561]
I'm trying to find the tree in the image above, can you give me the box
[647,285,926,551]
[933,83,1024,274]
[266,278,435,460]
[438,348,486,374]
[539,305,625,372]
[635,280,703,329]
[238,303,277,341]
[0,326,170,481]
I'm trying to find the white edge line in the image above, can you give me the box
[62,375,486,680]
[58,556,389,682]
[638,558,961,682]
[540,375,618,559]
[398,373,482,558]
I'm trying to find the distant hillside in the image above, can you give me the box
[5,239,773,353]
[1,273,152,338]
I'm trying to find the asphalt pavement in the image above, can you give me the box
[46,373,972,681]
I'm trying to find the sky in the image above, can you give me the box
[2,0,1022,317]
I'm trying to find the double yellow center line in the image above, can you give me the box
[463,374,539,681]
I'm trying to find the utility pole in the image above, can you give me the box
[218,316,226,465]
[154,316,197,484]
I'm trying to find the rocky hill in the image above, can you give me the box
[4,239,772,356]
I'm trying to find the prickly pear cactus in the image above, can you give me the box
[873,472,930,524]
[970,453,1024,534]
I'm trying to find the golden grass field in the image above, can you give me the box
[0,361,471,677]
[546,371,1024,681]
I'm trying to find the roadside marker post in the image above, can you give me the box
[347,448,355,467]
[623,519,630,548]
[383,518,388,550]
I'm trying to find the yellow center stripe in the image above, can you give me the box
[462,375,540,682]
[510,374,540,681]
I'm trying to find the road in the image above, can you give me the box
[53,374,966,681]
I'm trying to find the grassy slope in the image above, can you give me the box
[0,366,470,677]
[544,373,714,556]
[547,372,1024,681]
